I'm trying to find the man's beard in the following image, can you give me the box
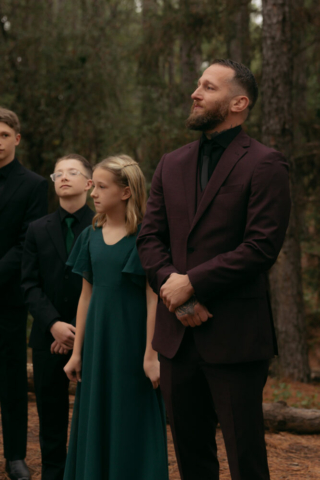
[186,100,229,132]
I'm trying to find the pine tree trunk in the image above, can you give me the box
[180,0,202,113]
[140,0,160,121]
[261,0,310,381]
[226,0,251,66]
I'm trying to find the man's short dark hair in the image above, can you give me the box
[212,59,258,111]
[0,107,20,133]
[55,154,93,178]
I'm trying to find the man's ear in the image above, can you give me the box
[15,133,21,146]
[122,186,131,201]
[84,179,93,191]
[230,95,250,113]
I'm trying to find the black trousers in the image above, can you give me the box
[160,329,270,480]
[0,306,28,461]
[32,348,71,480]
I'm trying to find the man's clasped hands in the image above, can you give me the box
[160,273,212,328]
[50,273,213,351]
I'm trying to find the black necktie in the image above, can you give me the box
[65,217,75,255]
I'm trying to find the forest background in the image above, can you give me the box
[0,0,319,385]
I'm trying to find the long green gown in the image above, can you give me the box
[63,226,169,480]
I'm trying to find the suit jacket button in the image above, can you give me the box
[64,297,68,302]
[187,246,195,253]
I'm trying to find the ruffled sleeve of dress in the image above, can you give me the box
[66,225,93,284]
[122,242,146,289]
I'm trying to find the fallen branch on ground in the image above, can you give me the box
[263,401,320,433]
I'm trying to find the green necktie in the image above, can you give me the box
[65,217,75,255]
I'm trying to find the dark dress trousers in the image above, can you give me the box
[137,129,291,480]
[21,205,94,480]
[0,158,48,461]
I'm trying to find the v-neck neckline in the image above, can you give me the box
[100,227,128,246]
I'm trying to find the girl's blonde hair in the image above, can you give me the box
[92,155,146,235]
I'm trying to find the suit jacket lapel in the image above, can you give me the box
[0,162,25,212]
[46,211,67,263]
[190,130,251,233]
[181,140,200,226]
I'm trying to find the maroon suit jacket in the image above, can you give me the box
[137,129,291,363]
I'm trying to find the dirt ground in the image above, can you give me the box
[1,385,320,480]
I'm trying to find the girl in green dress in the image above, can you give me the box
[63,155,169,480]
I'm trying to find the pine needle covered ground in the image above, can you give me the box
[1,386,320,479]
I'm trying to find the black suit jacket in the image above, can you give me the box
[0,159,48,308]
[21,205,94,349]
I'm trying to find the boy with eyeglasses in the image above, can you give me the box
[21,154,94,480]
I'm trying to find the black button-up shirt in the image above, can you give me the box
[0,158,19,196]
[198,125,242,191]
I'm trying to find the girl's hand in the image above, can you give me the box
[144,356,160,389]
[64,355,82,383]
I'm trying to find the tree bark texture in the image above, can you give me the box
[226,0,251,66]
[139,0,161,121]
[261,0,310,382]
[263,402,320,433]
[180,0,203,113]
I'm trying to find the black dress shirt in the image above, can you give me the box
[0,158,19,196]
[198,125,242,190]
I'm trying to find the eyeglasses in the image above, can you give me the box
[50,169,90,182]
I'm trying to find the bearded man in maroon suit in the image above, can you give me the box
[137,59,291,480]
